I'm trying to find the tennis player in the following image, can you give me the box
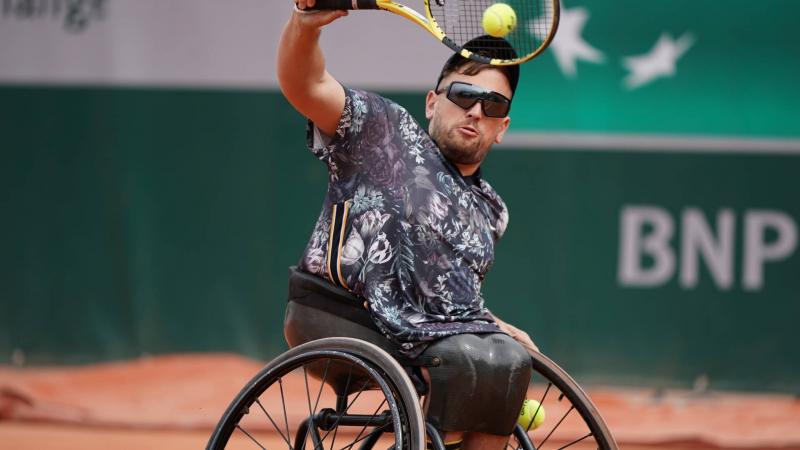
[280,3,538,449]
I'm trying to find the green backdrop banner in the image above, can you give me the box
[2,86,798,392]
[512,0,800,137]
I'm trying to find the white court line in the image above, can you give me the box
[498,132,800,155]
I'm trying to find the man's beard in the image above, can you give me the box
[430,117,492,166]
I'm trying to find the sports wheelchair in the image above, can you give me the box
[207,270,619,450]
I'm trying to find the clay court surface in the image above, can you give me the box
[0,422,728,450]
[2,354,799,449]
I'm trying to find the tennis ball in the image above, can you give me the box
[518,399,546,429]
[482,3,517,38]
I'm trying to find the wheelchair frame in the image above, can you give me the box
[207,337,619,450]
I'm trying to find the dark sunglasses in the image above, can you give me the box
[437,81,511,118]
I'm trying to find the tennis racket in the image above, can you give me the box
[301,0,559,66]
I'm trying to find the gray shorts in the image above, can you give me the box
[284,270,532,435]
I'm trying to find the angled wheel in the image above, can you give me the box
[508,352,619,450]
[207,337,426,450]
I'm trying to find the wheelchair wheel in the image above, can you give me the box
[207,337,425,450]
[507,351,619,450]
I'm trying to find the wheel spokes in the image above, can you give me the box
[224,354,404,450]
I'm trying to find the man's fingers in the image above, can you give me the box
[319,10,348,24]
[490,313,540,354]
[295,9,348,26]
[517,332,539,353]
[295,0,314,9]
[294,1,316,13]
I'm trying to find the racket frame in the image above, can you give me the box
[309,0,560,66]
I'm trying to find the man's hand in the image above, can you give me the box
[293,0,349,29]
[492,314,540,355]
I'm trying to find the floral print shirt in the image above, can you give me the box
[299,87,508,357]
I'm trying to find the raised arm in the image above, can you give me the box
[277,2,348,137]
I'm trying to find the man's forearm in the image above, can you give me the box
[277,14,328,101]
[491,313,540,354]
[275,8,347,136]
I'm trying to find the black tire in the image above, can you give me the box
[207,337,425,450]
[509,351,619,450]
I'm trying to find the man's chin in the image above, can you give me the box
[433,129,487,164]
[441,147,484,166]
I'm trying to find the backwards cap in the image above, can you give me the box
[435,35,520,96]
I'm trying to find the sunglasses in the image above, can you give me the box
[437,81,512,118]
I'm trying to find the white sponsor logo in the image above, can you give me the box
[1,0,108,33]
[618,205,797,291]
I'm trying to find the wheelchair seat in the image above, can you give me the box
[285,266,432,395]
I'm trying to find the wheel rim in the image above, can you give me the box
[211,350,410,450]
[507,354,618,450]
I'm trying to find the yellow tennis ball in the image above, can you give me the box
[482,3,517,38]
[518,399,546,429]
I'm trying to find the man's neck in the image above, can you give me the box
[429,137,481,178]
[454,162,480,177]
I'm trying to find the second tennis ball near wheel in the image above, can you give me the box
[482,3,517,38]
[518,399,545,429]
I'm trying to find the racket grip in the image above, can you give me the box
[304,0,378,10]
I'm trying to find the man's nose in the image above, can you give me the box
[465,101,483,119]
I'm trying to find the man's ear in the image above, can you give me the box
[425,90,438,120]
[494,117,511,144]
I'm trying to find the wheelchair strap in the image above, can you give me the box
[395,354,442,367]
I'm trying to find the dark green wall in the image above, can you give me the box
[2,86,798,393]
[485,151,799,392]
[1,86,319,362]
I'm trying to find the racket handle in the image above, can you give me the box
[304,0,378,10]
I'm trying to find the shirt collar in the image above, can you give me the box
[431,138,483,187]
[442,154,482,186]
[465,167,482,187]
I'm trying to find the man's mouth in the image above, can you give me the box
[457,125,479,138]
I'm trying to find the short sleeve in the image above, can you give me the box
[306,87,396,179]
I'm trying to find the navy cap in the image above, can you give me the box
[435,35,520,96]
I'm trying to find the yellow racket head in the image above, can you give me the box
[423,0,560,66]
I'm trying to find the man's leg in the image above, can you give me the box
[422,333,531,450]
[435,431,508,450]
[435,432,465,450]
[462,432,509,450]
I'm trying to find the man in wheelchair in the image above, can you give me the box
[279,4,539,449]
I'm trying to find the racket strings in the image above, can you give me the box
[428,0,556,62]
